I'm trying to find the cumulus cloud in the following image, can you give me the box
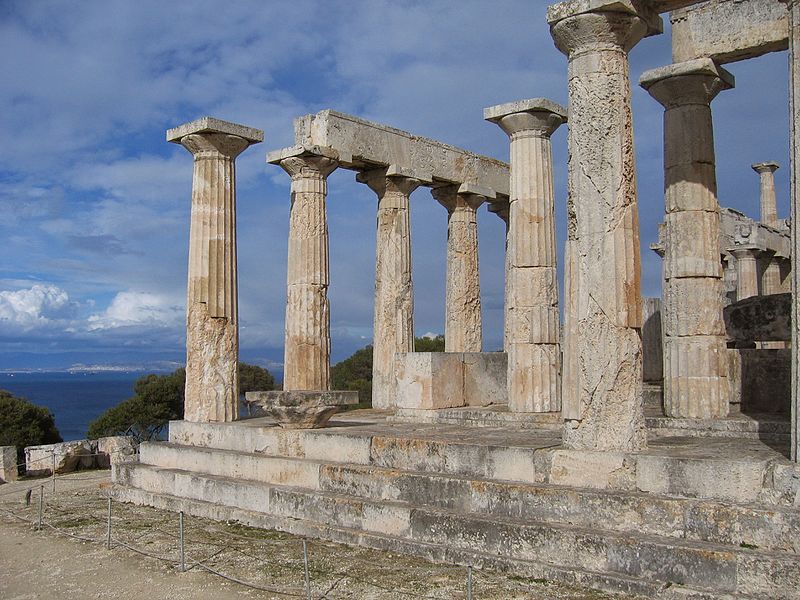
[88,291,183,331]
[0,285,73,329]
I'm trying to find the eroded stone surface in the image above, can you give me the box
[0,446,17,483]
[244,391,358,429]
[25,440,94,476]
[724,292,791,343]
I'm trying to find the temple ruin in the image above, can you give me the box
[113,1,800,597]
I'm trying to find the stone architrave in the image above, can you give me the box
[358,166,429,409]
[485,98,567,413]
[753,162,781,226]
[782,0,800,462]
[549,1,662,450]
[431,184,491,353]
[640,59,733,420]
[168,117,262,423]
[733,248,760,300]
[268,146,339,391]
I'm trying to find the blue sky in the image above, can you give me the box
[0,1,790,376]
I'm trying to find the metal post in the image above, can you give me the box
[179,511,185,572]
[467,565,473,600]
[37,485,43,531]
[51,451,56,493]
[106,496,112,550]
[303,539,311,600]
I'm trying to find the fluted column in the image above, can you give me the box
[488,200,510,352]
[168,117,262,422]
[762,250,783,295]
[271,147,338,391]
[640,59,733,420]
[753,162,780,227]
[485,99,566,413]
[733,248,760,301]
[358,167,425,409]
[432,185,486,353]
[549,2,661,450]
[782,0,800,461]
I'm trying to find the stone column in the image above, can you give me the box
[733,248,760,300]
[488,200,510,352]
[485,99,566,413]
[269,146,339,391]
[640,59,733,420]
[549,2,661,450]
[753,162,780,226]
[167,117,263,422]
[431,184,489,353]
[783,0,800,461]
[357,166,427,409]
[762,250,783,295]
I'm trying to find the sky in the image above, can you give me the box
[0,1,790,377]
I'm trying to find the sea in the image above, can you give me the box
[0,371,151,441]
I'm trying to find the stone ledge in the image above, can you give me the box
[166,116,263,143]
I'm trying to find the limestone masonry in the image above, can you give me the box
[112,2,800,598]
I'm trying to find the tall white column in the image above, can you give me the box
[432,185,487,353]
[358,167,426,409]
[753,162,780,226]
[640,59,733,420]
[270,147,338,391]
[168,117,262,422]
[549,2,661,450]
[485,99,566,413]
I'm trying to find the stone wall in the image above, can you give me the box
[25,436,136,477]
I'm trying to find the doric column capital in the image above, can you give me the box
[356,165,428,198]
[485,98,567,139]
[487,199,510,225]
[168,116,263,160]
[431,185,486,214]
[753,161,780,175]
[730,246,760,260]
[640,58,734,109]
[268,145,339,180]
[548,1,662,57]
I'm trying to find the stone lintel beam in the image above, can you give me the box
[547,0,663,38]
[294,110,509,198]
[671,0,788,64]
[169,117,262,423]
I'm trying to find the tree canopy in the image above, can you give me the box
[0,390,62,468]
[87,362,275,443]
[331,335,445,405]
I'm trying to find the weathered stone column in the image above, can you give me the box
[549,2,661,450]
[432,184,489,353]
[733,248,760,300]
[268,146,339,391]
[640,59,732,420]
[753,162,780,226]
[762,250,783,295]
[485,99,566,413]
[168,117,262,422]
[358,166,427,409]
[783,0,800,461]
[488,200,510,352]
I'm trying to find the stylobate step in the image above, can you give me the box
[114,463,800,599]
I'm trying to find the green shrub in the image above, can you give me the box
[0,390,62,470]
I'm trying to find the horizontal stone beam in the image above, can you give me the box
[671,0,788,64]
[290,110,510,198]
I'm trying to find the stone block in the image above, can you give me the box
[662,278,725,337]
[25,440,94,476]
[0,445,18,483]
[547,450,635,490]
[731,348,791,415]
[95,436,137,468]
[462,352,507,406]
[723,292,791,343]
[663,210,722,278]
[395,352,465,410]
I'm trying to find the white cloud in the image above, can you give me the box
[0,285,72,329]
[88,291,183,331]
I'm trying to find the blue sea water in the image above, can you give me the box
[0,372,149,441]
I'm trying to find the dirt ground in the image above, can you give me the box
[0,471,639,600]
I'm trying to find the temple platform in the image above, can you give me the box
[113,409,800,599]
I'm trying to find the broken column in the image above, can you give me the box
[168,117,263,422]
[432,184,489,353]
[485,99,566,413]
[640,59,733,420]
[549,2,661,449]
[268,146,339,391]
[358,166,428,409]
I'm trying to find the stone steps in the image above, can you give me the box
[113,462,800,599]
[137,442,799,553]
